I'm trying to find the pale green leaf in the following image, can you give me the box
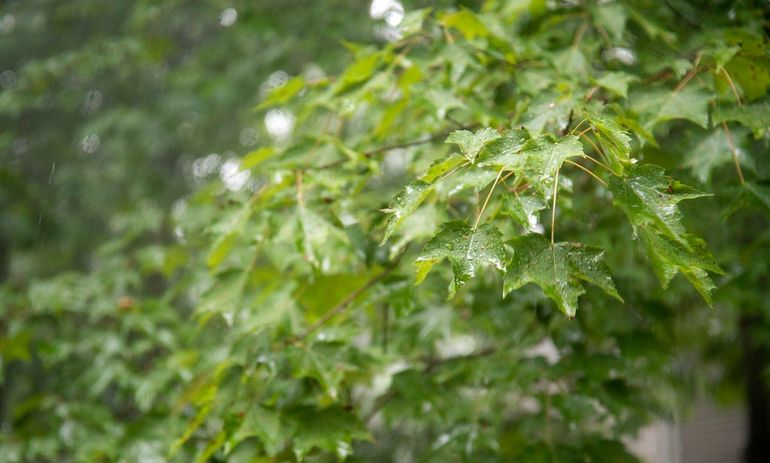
[334,51,382,95]
[594,72,638,99]
[440,10,489,40]
[712,100,770,132]
[434,167,497,198]
[631,87,710,129]
[258,76,305,109]
[241,147,276,169]
[445,127,501,163]
[683,128,754,183]
[298,207,354,273]
[420,154,467,183]
[381,180,434,244]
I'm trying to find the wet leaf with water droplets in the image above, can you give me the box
[445,127,501,163]
[609,164,708,247]
[289,405,372,460]
[415,221,506,297]
[504,234,622,317]
[500,193,546,232]
[479,134,583,198]
[381,180,434,244]
[638,228,722,305]
[420,154,466,183]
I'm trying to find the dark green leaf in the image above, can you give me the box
[504,234,622,317]
[415,221,506,297]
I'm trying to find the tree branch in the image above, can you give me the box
[298,248,407,341]
[317,124,477,170]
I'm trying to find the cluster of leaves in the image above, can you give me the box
[160,1,768,461]
[2,0,769,462]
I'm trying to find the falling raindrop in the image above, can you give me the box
[11,137,28,155]
[384,5,405,27]
[0,70,16,89]
[192,153,221,179]
[238,127,258,147]
[304,63,325,82]
[219,8,237,27]
[264,108,295,140]
[80,134,101,153]
[602,47,636,66]
[267,70,288,88]
[82,90,103,115]
[48,162,56,184]
[0,14,15,34]
[219,158,250,191]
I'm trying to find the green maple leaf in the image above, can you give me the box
[381,180,434,244]
[683,128,754,183]
[609,164,708,247]
[420,154,466,183]
[289,406,372,460]
[631,87,710,129]
[415,221,506,297]
[712,100,770,132]
[445,127,501,163]
[500,192,546,232]
[479,134,584,197]
[638,229,722,305]
[226,406,285,457]
[587,113,632,173]
[298,207,353,272]
[503,234,622,317]
[594,72,638,99]
[435,167,497,198]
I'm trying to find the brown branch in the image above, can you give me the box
[298,248,407,340]
[673,52,703,93]
[722,121,745,186]
[317,125,478,170]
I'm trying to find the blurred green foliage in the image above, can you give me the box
[1,0,769,462]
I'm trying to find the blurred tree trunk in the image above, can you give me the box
[741,314,770,463]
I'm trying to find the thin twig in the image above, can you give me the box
[673,52,703,93]
[719,66,742,105]
[299,249,407,340]
[722,121,745,185]
[575,125,592,138]
[564,159,608,187]
[551,169,560,244]
[569,118,588,136]
[295,170,304,208]
[317,125,476,170]
[501,170,516,183]
[474,167,505,229]
[584,86,599,102]
[562,109,574,136]
[581,153,617,177]
[572,21,589,47]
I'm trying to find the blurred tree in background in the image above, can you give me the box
[1,0,769,462]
